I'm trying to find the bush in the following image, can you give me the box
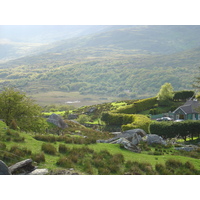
[0,142,6,150]
[98,167,111,175]
[56,157,74,168]
[115,97,157,114]
[110,153,125,165]
[121,114,151,133]
[9,145,32,157]
[125,160,155,175]
[155,163,172,175]
[41,143,57,155]
[82,160,94,175]
[76,115,90,124]
[58,144,70,154]
[32,152,45,163]
[34,135,56,142]
[165,159,183,171]
[101,112,151,133]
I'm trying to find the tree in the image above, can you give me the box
[193,66,200,90]
[157,83,174,106]
[0,87,48,132]
[76,114,90,124]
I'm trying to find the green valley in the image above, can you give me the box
[1,25,200,104]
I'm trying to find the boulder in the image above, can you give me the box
[9,159,35,175]
[175,145,198,152]
[146,134,166,145]
[28,169,49,175]
[68,114,78,120]
[47,114,68,129]
[115,138,141,153]
[97,129,147,153]
[0,160,11,175]
[86,107,97,114]
[122,129,147,138]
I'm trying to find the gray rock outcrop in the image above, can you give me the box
[0,160,11,175]
[9,159,35,175]
[97,129,147,152]
[28,169,49,175]
[145,134,166,145]
[175,145,198,152]
[47,114,68,129]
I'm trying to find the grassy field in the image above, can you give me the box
[2,128,200,173]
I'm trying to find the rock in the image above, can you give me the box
[86,107,97,114]
[0,160,11,175]
[68,114,78,120]
[122,129,147,138]
[97,129,146,153]
[175,145,198,152]
[47,114,68,129]
[116,138,141,153]
[9,159,35,175]
[28,169,48,175]
[111,132,122,136]
[48,169,80,175]
[146,134,166,145]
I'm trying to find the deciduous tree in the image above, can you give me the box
[0,87,47,132]
[157,83,174,106]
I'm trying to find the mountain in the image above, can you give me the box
[0,25,121,61]
[0,25,200,104]
[40,25,200,55]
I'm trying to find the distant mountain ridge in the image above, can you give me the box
[1,25,200,61]
[0,25,121,61]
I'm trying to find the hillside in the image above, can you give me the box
[0,25,200,104]
[0,25,117,61]
[42,25,200,55]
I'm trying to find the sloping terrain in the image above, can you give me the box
[0,25,200,103]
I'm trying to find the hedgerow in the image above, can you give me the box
[101,112,151,133]
[114,97,157,114]
[150,120,200,140]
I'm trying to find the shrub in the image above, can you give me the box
[9,145,32,157]
[125,160,155,175]
[58,144,70,154]
[76,115,90,124]
[98,167,111,175]
[138,162,155,175]
[9,119,18,130]
[155,163,172,175]
[121,114,151,133]
[115,97,157,114]
[0,151,16,164]
[34,135,56,142]
[0,142,6,150]
[110,153,125,165]
[165,159,183,171]
[32,152,45,163]
[82,160,94,175]
[93,158,106,168]
[56,157,74,168]
[80,146,94,154]
[41,143,57,155]
[67,154,79,163]
[138,141,151,151]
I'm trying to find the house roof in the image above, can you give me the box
[173,100,200,114]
